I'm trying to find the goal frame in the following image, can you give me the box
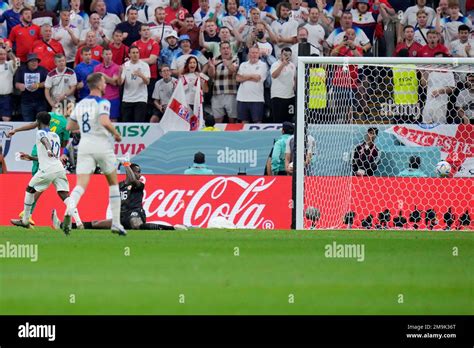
[295,56,474,230]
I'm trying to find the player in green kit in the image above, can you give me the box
[7,103,82,227]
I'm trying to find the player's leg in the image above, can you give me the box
[54,172,83,227]
[99,153,126,236]
[65,153,95,222]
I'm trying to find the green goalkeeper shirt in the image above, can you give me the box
[30,112,70,175]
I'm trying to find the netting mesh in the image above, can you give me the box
[297,58,474,230]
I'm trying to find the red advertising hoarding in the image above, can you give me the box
[0,175,293,229]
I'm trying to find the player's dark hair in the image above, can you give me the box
[194,152,205,164]
[409,156,421,169]
[403,25,415,31]
[204,114,216,127]
[36,111,51,126]
[81,46,91,54]
[130,163,141,172]
[87,72,104,90]
[367,127,379,136]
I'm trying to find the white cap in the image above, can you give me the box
[165,30,179,40]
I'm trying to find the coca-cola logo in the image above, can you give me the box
[142,176,277,228]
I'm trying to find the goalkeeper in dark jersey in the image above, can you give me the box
[52,162,187,232]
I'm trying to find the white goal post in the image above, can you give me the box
[295,56,474,230]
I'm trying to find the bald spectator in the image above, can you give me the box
[79,12,107,46]
[32,24,65,72]
[95,0,121,39]
[236,46,268,123]
[303,7,326,55]
[75,31,104,66]
[53,9,80,69]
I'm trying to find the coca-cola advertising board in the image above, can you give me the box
[0,174,293,229]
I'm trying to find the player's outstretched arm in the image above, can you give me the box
[124,164,142,187]
[7,121,39,137]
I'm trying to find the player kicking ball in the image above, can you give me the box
[64,73,126,236]
[11,112,81,233]
[52,162,188,231]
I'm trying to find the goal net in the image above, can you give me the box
[295,57,474,231]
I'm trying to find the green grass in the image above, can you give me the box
[0,227,473,315]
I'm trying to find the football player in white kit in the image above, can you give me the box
[11,112,82,233]
[65,72,126,236]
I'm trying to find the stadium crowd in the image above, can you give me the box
[0,0,473,124]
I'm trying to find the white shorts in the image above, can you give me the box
[29,170,69,193]
[211,94,237,119]
[76,151,117,175]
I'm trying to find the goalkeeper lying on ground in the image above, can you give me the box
[52,161,187,232]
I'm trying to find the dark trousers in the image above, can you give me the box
[21,99,48,122]
[121,102,148,122]
[271,97,295,123]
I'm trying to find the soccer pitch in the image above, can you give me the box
[0,227,472,315]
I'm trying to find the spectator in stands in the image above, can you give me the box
[289,0,309,24]
[456,72,474,124]
[179,15,201,49]
[91,0,124,20]
[203,18,220,44]
[32,0,58,26]
[159,30,180,66]
[435,0,472,43]
[330,27,362,121]
[201,114,220,131]
[165,0,189,29]
[394,25,423,57]
[437,0,450,19]
[133,23,160,88]
[32,24,65,72]
[124,0,153,24]
[236,46,268,123]
[398,0,436,40]
[271,121,294,175]
[75,31,104,66]
[149,7,174,49]
[303,7,326,55]
[219,0,246,31]
[271,2,299,58]
[116,7,142,47]
[0,47,16,121]
[15,53,48,121]
[291,26,320,63]
[270,47,295,123]
[53,9,80,69]
[207,41,239,123]
[352,127,379,177]
[151,64,177,122]
[9,8,41,63]
[0,0,23,35]
[94,48,121,121]
[75,47,100,100]
[326,11,371,54]
[201,25,240,58]
[95,0,121,39]
[170,34,208,75]
[412,9,435,45]
[69,0,89,34]
[399,156,427,177]
[350,0,380,45]
[119,46,150,122]
[44,53,77,108]
[181,56,209,108]
[184,151,214,174]
[422,52,455,123]
[240,7,261,42]
[419,29,450,57]
[449,24,474,57]
[80,12,107,46]
[194,0,213,27]
[256,0,277,24]
[109,29,129,65]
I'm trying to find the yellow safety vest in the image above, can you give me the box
[393,65,418,105]
[308,67,327,109]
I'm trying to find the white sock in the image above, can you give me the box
[73,209,82,225]
[22,192,35,224]
[109,185,121,227]
[68,186,85,214]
